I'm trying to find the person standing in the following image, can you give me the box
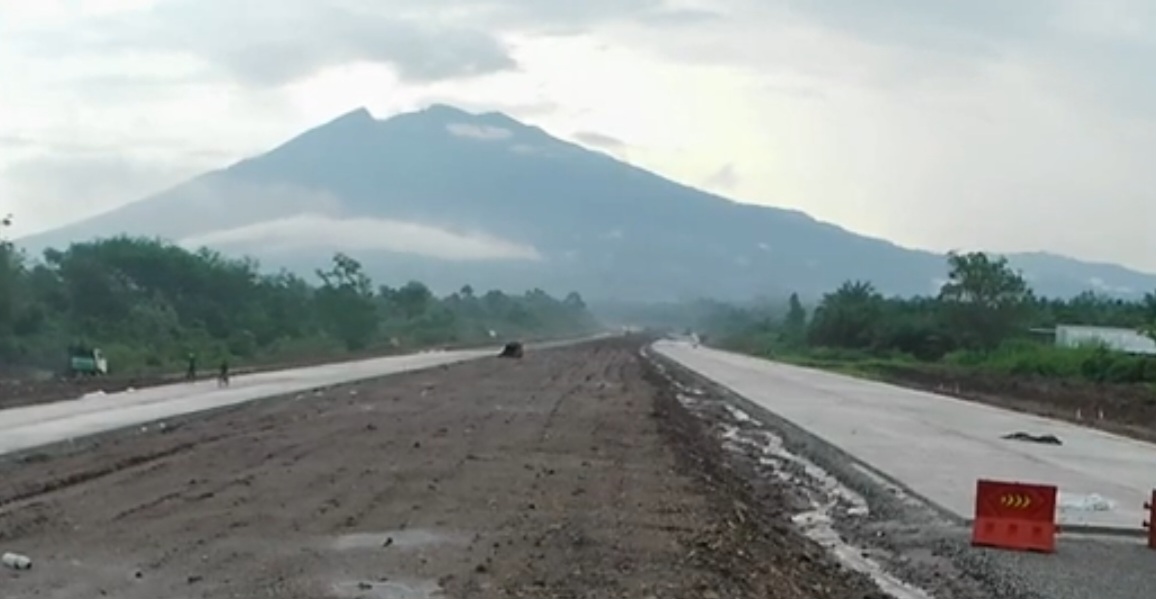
[217,358,230,387]
[185,352,197,382]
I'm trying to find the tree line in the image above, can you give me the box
[700,251,1156,383]
[0,226,597,374]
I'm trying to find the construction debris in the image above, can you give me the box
[498,342,524,358]
[1001,432,1062,445]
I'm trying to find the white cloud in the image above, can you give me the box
[445,123,513,139]
[704,163,737,190]
[572,131,626,148]
[2,0,1155,272]
[180,214,543,261]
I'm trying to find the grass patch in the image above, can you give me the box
[728,337,1156,386]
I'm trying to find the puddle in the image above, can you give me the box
[332,529,468,551]
[332,578,443,599]
[793,508,933,599]
[718,412,932,599]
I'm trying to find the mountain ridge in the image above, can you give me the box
[17,104,1156,301]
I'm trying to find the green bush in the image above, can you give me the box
[944,339,1156,383]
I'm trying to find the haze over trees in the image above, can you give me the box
[0,225,598,374]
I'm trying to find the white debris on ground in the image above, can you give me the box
[1059,493,1115,512]
[1057,492,1117,526]
[718,404,934,599]
[2,552,32,570]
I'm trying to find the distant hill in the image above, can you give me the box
[18,105,1156,301]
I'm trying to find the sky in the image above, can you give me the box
[1,0,1154,271]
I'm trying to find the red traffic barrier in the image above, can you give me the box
[1145,490,1155,550]
[971,479,1057,553]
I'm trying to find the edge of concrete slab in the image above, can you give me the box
[648,344,1150,540]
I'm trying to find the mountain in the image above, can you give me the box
[18,104,1156,301]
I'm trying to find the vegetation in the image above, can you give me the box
[698,251,1156,385]
[0,223,597,375]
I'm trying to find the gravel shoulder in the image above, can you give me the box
[1,337,883,599]
[649,349,1156,599]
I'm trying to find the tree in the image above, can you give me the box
[937,251,1032,349]
[0,235,599,371]
[807,281,883,350]
[0,215,16,335]
[1142,292,1156,341]
[393,281,435,320]
[563,291,586,311]
[315,253,379,350]
[781,292,807,345]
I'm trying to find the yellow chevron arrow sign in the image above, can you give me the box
[999,494,1032,509]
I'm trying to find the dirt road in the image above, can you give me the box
[0,338,881,599]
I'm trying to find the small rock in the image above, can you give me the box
[187,575,203,584]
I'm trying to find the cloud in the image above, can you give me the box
[4,0,1156,275]
[0,154,204,236]
[704,163,738,190]
[446,123,514,140]
[573,131,626,149]
[421,0,724,32]
[413,96,558,118]
[181,214,543,261]
[11,0,519,87]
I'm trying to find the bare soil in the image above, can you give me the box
[878,364,1156,443]
[0,338,882,599]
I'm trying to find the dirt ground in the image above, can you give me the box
[0,338,883,599]
[878,365,1156,443]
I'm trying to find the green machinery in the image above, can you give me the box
[67,345,108,376]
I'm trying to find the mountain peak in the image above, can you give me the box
[26,103,1156,302]
[328,106,375,125]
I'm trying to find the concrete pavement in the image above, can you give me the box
[654,340,1156,533]
[0,348,496,457]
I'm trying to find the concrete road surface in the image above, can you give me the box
[654,340,1156,533]
[0,348,497,457]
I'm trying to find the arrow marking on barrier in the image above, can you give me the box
[999,494,1032,509]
